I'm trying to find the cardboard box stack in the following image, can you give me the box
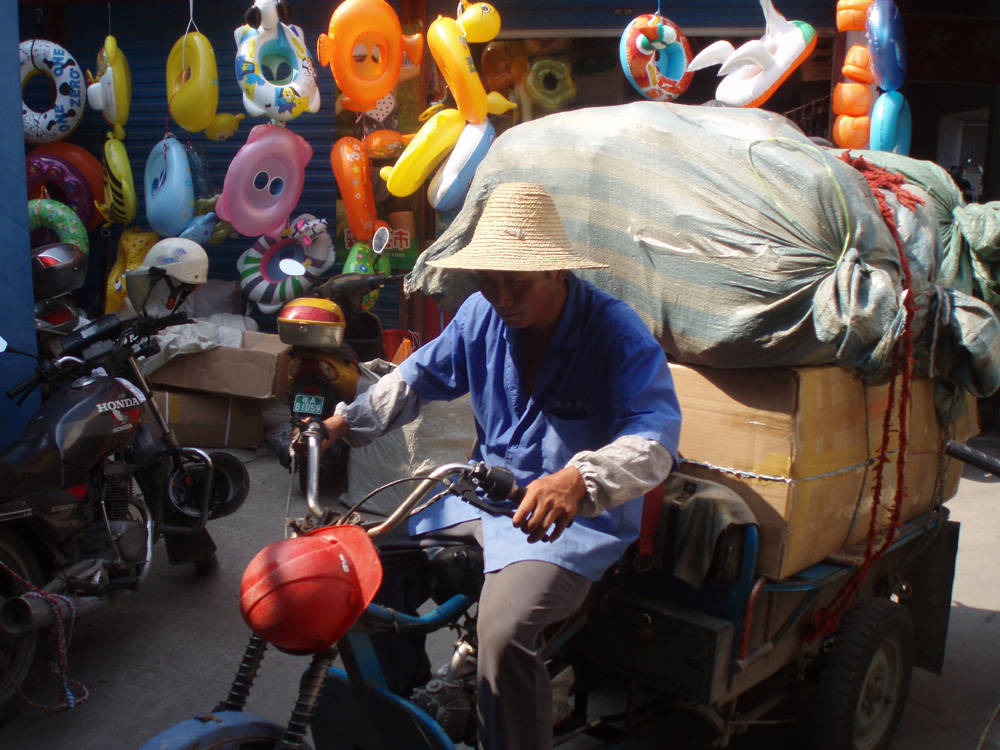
[670,363,979,579]
[148,331,290,450]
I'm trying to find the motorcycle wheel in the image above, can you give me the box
[0,527,49,725]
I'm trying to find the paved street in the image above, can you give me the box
[0,426,998,750]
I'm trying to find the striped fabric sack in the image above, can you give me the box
[408,102,1000,397]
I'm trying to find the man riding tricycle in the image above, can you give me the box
[140,182,992,750]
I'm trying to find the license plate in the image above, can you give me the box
[293,394,325,416]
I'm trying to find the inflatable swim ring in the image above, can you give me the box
[380,108,466,198]
[870,90,911,155]
[25,151,95,231]
[235,0,320,122]
[237,214,335,314]
[427,119,495,212]
[317,0,423,114]
[167,31,221,133]
[96,135,138,227]
[86,35,131,140]
[619,14,693,102]
[29,142,104,230]
[29,198,89,255]
[20,39,85,144]
[866,0,906,92]
[216,123,313,238]
[144,135,195,238]
[524,58,577,111]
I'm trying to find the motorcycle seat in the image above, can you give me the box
[0,431,63,499]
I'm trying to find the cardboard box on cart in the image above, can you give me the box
[148,330,290,401]
[147,331,290,449]
[670,363,978,580]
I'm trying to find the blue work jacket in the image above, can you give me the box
[398,275,681,581]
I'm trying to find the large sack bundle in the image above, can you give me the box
[408,102,1000,397]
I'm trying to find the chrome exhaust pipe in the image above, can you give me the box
[0,593,107,637]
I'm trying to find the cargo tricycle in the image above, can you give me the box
[139,431,998,750]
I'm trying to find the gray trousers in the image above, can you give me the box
[372,520,593,750]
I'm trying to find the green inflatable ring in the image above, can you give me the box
[28,198,89,255]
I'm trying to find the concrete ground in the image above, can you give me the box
[0,426,998,750]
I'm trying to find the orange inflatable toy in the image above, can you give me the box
[331,137,383,243]
[317,0,423,114]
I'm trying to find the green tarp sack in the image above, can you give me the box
[407,102,1000,397]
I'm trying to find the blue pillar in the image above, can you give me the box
[0,1,40,449]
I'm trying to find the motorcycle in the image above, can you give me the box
[31,242,89,359]
[0,276,248,722]
[138,435,1000,750]
[276,226,408,492]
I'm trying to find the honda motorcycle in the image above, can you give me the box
[0,304,248,723]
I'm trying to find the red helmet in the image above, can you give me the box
[239,525,382,655]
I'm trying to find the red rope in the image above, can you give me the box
[804,153,924,642]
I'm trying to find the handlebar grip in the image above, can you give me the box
[155,311,189,331]
[477,465,526,504]
[945,439,1000,478]
[7,372,41,400]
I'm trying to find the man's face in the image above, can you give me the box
[477,270,567,330]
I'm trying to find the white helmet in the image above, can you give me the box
[126,238,209,312]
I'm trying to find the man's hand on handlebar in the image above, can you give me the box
[512,466,586,544]
[319,414,349,453]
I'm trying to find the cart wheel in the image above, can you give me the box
[810,598,914,750]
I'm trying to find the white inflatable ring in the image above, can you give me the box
[20,39,85,144]
[237,214,335,313]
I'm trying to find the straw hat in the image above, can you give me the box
[426,182,609,271]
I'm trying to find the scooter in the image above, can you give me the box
[0,299,248,723]
[137,435,1000,750]
[276,226,407,492]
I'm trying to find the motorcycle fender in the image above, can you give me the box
[136,711,291,750]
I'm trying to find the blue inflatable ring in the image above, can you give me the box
[866,0,906,92]
[870,90,911,155]
[144,135,194,237]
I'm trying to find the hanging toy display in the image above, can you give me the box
[619,14,693,102]
[237,214,335,314]
[167,27,244,140]
[317,0,424,113]
[866,0,910,154]
[235,0,320,122]
[687,0,817,108]
[86,35,131,140]
[216,123,313,238]
[20,39,85,144]
[380,2,512,204]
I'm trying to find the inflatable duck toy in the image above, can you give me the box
[86,36,130,140]
[687,0,817,108]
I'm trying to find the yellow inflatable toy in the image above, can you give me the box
[86,36,131,140]
[96,135,137,227]
[380,108,466,197]
[105,225,159,314]
[167,31,243,140]
[428,16,489,125]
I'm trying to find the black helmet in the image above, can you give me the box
[167,451,249,521]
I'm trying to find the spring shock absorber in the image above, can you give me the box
[214,634,268,713]
[279,647,339,749]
